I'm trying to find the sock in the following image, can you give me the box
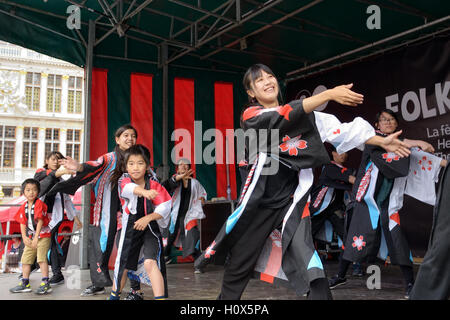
[108,289,121,300]
[22,278,30,286]
[111,290,121,297]
[154,295,166,300]
[42,277,49,284]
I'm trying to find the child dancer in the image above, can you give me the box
[110,144,171,300]
[10,179,52,294]
[48,124,138,296]
[34,151,81,285]
[163,158,207,273]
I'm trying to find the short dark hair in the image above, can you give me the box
[375,109,399,125]
[111,144,151,187]
[21,178,40,195]
[124,144,151,167]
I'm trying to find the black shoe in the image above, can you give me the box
[328,275,347,289]
[124,290,144,300]
[194,268,204,274]
[81,285,105,296]
[49,274,65,285]
[404,283,414,299]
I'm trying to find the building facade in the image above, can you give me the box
[0,41,85,200]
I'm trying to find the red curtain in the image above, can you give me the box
[214,82,237,199]
[89,68,108,160]
[130,73,154,166]
[174,78,196,173]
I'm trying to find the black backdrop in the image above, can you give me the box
[285,35,450,257]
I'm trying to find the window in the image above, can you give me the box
[25,72,41,111]
[46,74,62,113]
[68,76,83,114]
[0,125,16,168]
[22,127,38,168]
[66,129,81,161]
[45,128,60,157]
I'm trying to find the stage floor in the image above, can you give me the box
[0,260,426,300]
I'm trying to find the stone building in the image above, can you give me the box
[0,41,85,200]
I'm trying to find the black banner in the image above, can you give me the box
[286,35,450,257]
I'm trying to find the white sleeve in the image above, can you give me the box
[63,194,78,220]
[154,201,172,229]
[314,111,375,154]
[121,182,139,215]
[404,147,443,205]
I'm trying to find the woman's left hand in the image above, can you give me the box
[330,84,364,107]
[380,130,411,157]
[416,141,435,153]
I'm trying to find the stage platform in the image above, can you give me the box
[0,260,427,300]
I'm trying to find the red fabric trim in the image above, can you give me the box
[174,78,196,174]
[302,202,311,219]
[214,82,237,199]
[90,69,108,160]
[242,106,262,121]
[390,212,401,225]
[130,73,154,166]
[185,219,198,231]
[260,273,274,284]
[149,180,171,202]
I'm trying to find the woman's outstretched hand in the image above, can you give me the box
[58,156,81,172]
[302,83,364,113]
[329,83,364,107]
[380,130,411,158]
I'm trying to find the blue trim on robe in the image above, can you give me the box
[312,187,333,217]
[363,161,380,230]
[226,204,244,234]
[307,251,324,270]
[99,157,116,253]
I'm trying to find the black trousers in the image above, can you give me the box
[218,199,332,300]
[50,221,64,276]
[311,208,345,241]
[410,164,450,300]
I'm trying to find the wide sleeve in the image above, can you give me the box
[33,200,49,227]
[118,173,139,215]
[313,111,375,154]
[242,100,306,132]
[149,180,172,229]
[367,145,410,179]
[323,163,352,183]
[14,204,27,225]
[63,194,78,220]
[161,175,180,195]
[34,168,59,197]
[404,147,444,205]
[47,153,111,196]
